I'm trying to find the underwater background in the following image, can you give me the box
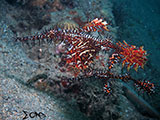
[0,0,160,120]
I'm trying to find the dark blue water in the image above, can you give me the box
[113,0,160,114]
[113,0,160,68]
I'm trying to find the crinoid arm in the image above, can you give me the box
[118,74,156,95]
[116,40,148,71]
[82,18,110,32]
[15,30,52,42]
[134,80,155,94]
[96,70,155,95]
[103,82,112,95]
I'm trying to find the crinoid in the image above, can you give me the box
[16,18,155,97]
[116,40,148,71]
